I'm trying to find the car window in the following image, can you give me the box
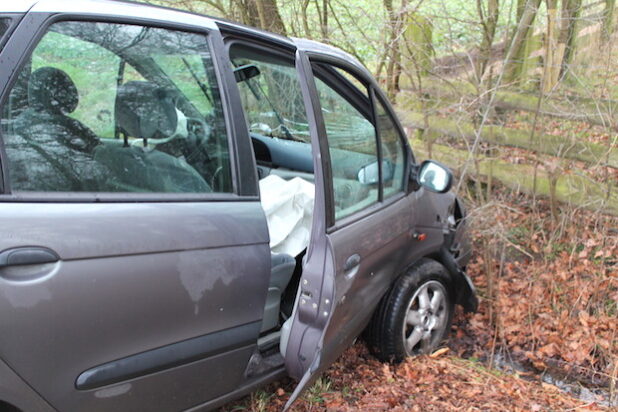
[375,96,406,198]
[313,73,379,220]
[29,31,121,138]
[156,54,213,117]
[229,45,310,143]
[0,21,232,194]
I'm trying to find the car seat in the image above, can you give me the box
[261,253,296,333]
[94,81,211,193]
[8,67,108,191]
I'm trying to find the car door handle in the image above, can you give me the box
[0,247,60,268]
[343,254,361,272]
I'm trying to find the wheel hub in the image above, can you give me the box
[402,280,449,355]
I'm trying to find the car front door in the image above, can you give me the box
[0,6,268,412]
[284,50,416,404]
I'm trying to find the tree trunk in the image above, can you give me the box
[557,0,582,78]
[322,0,329,41]
[504,0,542,83]
[603,0,616,42]
[255,0,286,35]
[301,0,311,37]
[236,0,261,27]
[383,0,409,99]
[402,13,434,76]
[542,0,558,94]
[476,0,500,81]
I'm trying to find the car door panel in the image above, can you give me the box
[0,202,270,411]
[325,196,413,345]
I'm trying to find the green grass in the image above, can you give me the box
[302,376,333,405]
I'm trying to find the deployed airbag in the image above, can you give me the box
[259,174,314,256]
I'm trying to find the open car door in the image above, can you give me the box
[283,46,415,408]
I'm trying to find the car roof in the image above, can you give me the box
[1,0,37,12]
[2,0,367,74]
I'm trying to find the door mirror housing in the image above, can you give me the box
[357,160,395,185]
[416,160,453,193]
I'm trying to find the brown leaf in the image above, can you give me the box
[429,347,449,358]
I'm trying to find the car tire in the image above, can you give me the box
[365,258,454,362]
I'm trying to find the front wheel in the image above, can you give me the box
[365,259,454,362]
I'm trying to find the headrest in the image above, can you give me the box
[115,81,178,141]
[28,67,79,114]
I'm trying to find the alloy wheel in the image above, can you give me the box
[402,280,449,355]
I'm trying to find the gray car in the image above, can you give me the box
[0,1,477,411]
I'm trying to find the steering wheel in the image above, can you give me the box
[186,117,212,146]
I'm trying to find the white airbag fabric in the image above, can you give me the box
[259,175,314,256]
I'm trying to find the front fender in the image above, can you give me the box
[438,244,478,313]
[440,197,477,312]
[413,189,477,312]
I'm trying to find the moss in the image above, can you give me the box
[409,137,618,215]
[399,85,618,133]
[400,111,618,169]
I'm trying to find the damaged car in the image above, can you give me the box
[0,1,477,411]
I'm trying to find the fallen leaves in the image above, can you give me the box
[460,198,618,382]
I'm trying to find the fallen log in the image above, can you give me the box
[399,111,618,169]
[409,138,618,215]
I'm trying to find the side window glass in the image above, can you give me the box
[30,31,120,138]
[313,74,379,220]
[1,21,232,194]
[375,96,406,197]
[230,46,310,143]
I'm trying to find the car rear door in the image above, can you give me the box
[0,5,268,412]
[284,47,417,405]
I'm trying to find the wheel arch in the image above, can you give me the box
[0,399,22,412]
[425,250,478,313]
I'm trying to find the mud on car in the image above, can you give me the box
[0,1,477,411]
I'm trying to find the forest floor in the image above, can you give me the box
[222,187,617,412]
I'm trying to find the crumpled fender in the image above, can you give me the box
[439,245,478,312]
[439,223,478,313]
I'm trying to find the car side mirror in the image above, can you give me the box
[234,64,261,83]
[357,160,395,185]
[416,160,453,193]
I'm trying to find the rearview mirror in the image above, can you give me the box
[357,160,395,185]
[234,64,261,83]
[417,160,452,193]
